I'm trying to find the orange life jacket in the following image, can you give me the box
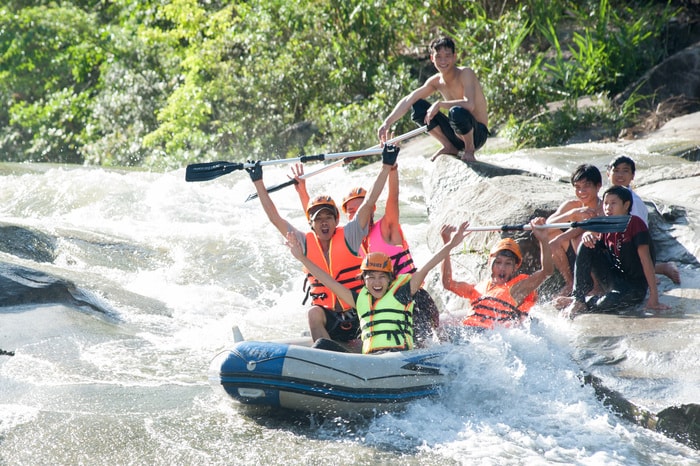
[463,274,536,329]
[303,227,363,311]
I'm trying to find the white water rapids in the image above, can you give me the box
[0,143,698,464]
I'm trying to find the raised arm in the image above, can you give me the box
[285,232,355,307]
[380,165,404,245]
[355,145,400,230]
[510,217,554,304]
[410,221,471,295]
[289,163,310,212]
[248,161,294,237]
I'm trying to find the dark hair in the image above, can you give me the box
[571,164,602,186]
[603,185,633,213]
[608,155,636,173]
[429,36,456,54]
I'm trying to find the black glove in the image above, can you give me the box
[382,144,399,166]
[246,160,262,182]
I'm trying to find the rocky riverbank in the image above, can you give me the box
[416,111,700,449]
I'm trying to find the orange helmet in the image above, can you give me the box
[360,252,393,274]
[489,238,522,267]
[341,187,367,213]
[306,195,339,221]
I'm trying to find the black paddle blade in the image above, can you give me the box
[572,215,631,233]
[185,161,244,182]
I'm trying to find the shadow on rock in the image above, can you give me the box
[0,262,108,314]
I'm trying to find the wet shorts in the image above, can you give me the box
[411,99,489,151]
[324,308,360,341]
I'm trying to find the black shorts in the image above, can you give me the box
[324,308,360,341]
[411,99,489,151]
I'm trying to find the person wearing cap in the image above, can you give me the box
[439,217,553,329]
[286,221,471,354]
[289,162,441,346]
[246,144,400,344]
[341,175,441,346]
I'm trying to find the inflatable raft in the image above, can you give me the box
[208,330,453,414]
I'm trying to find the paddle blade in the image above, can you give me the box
[185,161,244,182]
[572,215,631,233]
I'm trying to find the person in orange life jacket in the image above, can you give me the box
[547,164,604,297]
[247,144,400,342]
[607,155,681,285]
[288,163,440,346]
[557,186,671,319]
[439,217,553,329]
[285,221,471,354]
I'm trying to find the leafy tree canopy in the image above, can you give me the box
[0,0,683,167]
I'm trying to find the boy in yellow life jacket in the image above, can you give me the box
[439,217,553,329]
[285,221,471,354]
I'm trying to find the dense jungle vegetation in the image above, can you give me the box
[0,0,692,168]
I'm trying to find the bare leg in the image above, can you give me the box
[655,262,681,284]
[307,306,330,341]
[427,126,460,161]
[549,235,574,296]
[458,129,476,162]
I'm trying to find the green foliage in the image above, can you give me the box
[501,97,622,148]
[0,0,688,165]
[538,0,676,99]
[0,4,108,162]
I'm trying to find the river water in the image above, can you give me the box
[1,147,698,465]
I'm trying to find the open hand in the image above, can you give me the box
[285,232,304,261]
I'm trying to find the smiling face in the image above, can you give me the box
[573,179,601,207]
[362,271,391,299]
[431,46,457,73]
[608,162,635,188]
[490,254,518,285]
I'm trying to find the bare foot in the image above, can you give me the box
[553,296,574,310]
[460,150,476,162]
[561,300,586,320]
[656,262,681,284]
[430,147,458,162]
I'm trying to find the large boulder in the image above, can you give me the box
[615,41,700,118]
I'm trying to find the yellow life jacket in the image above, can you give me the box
[303,227,363,311]
[357,274,414,354]
[463,274,535,329]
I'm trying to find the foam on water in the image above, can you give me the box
[1,149,699,464]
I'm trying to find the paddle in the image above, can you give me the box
[185,147,385,182]
[465,215,631,233]
[244,125,429,201]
